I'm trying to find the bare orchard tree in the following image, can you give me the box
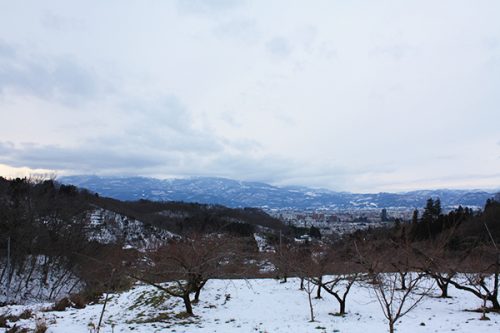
[370,271,431,333]
[273,242,295,283]
[413,240,458,298]
[272,242,311,291]
[422,263,456,298]
[412,229,461,298]
[293,247,317,322]
[446,245,500,311]
[319,272,361,316]
[304,276,317,322]
[308,244,329,299]
[309,244,362,315]
[355,240,433,333]
[137,234,240,316]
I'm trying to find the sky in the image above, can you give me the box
[1,0,500,193]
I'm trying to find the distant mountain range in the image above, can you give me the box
[59,175,498,210]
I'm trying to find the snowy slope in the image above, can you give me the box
[86,209,176,251]
[0,256,81,304]
[3,278,499,333]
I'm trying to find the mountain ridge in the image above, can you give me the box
[59,175,498,210]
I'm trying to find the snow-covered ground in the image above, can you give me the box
[2,278,499,333]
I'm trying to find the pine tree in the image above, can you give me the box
[422,198,434,223]
[412,209,419,224]
[381,208,388,222]
[433,198,442,218]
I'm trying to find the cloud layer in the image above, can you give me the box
[1,1,499,192]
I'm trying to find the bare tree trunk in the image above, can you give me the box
[480,295,489,320]
[492,269,499,309]
[389,319,395,333]
[490,295,500,310]
[182,293,193,315]
[42,255,50,285]
[49,268,71,299]
[24,256,37,289]
[316,276,322,299]
[193,279,207,302]
[339,299,346,315]
[194,288,201,303]
[437,279,449,298]
[399,271,407,290]
[306,279,315,322]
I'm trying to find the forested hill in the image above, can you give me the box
[0,177,288,303]
[0,177,287,253]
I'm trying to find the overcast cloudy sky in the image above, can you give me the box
[1,0,499,192]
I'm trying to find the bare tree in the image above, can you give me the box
[293,247,318,322]
[273,242,295,283]
[308,244,362,315]
[370,272,430,333]
[408,221,471,299]
[319,273,360,316]
[304,277,316,322]
[355,240,432,333]
[413,234,459,298]
[415,221,500,310]
[445,245,500,310]
[137,234,239,316]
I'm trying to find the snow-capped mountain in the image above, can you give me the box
[60,176,497,210]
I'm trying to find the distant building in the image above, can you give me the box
[294,234,312,244]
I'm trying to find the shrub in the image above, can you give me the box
[18,310,32,320]
[35,319,48,333]
[0,314,8,328]
[69,294,87,309]
[52,297,72,311]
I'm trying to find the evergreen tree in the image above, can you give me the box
[394,218,401,229]
[380,208,388,222]
[309,225,322,239]
[411,209,419,224]
[433,198,442,218]
[422,198,435,223]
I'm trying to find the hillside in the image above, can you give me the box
[0,177,286,303]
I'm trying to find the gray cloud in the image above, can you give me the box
[212,18,259,43]
[0,40,16,58]
[194,153,299,184]
[176,0,245,15]
[372,44,419,60]
[123,95,191,131]
[266,37,293,58]
[1,1,500,192]
[41,11,84,31]
[0,91,258,175]
[0,141,15,155]
[0,140,291,183]
[0,42,101,103]
[120,95,224,153]
[0,141,169,171]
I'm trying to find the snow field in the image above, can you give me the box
[2,277,499,333]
